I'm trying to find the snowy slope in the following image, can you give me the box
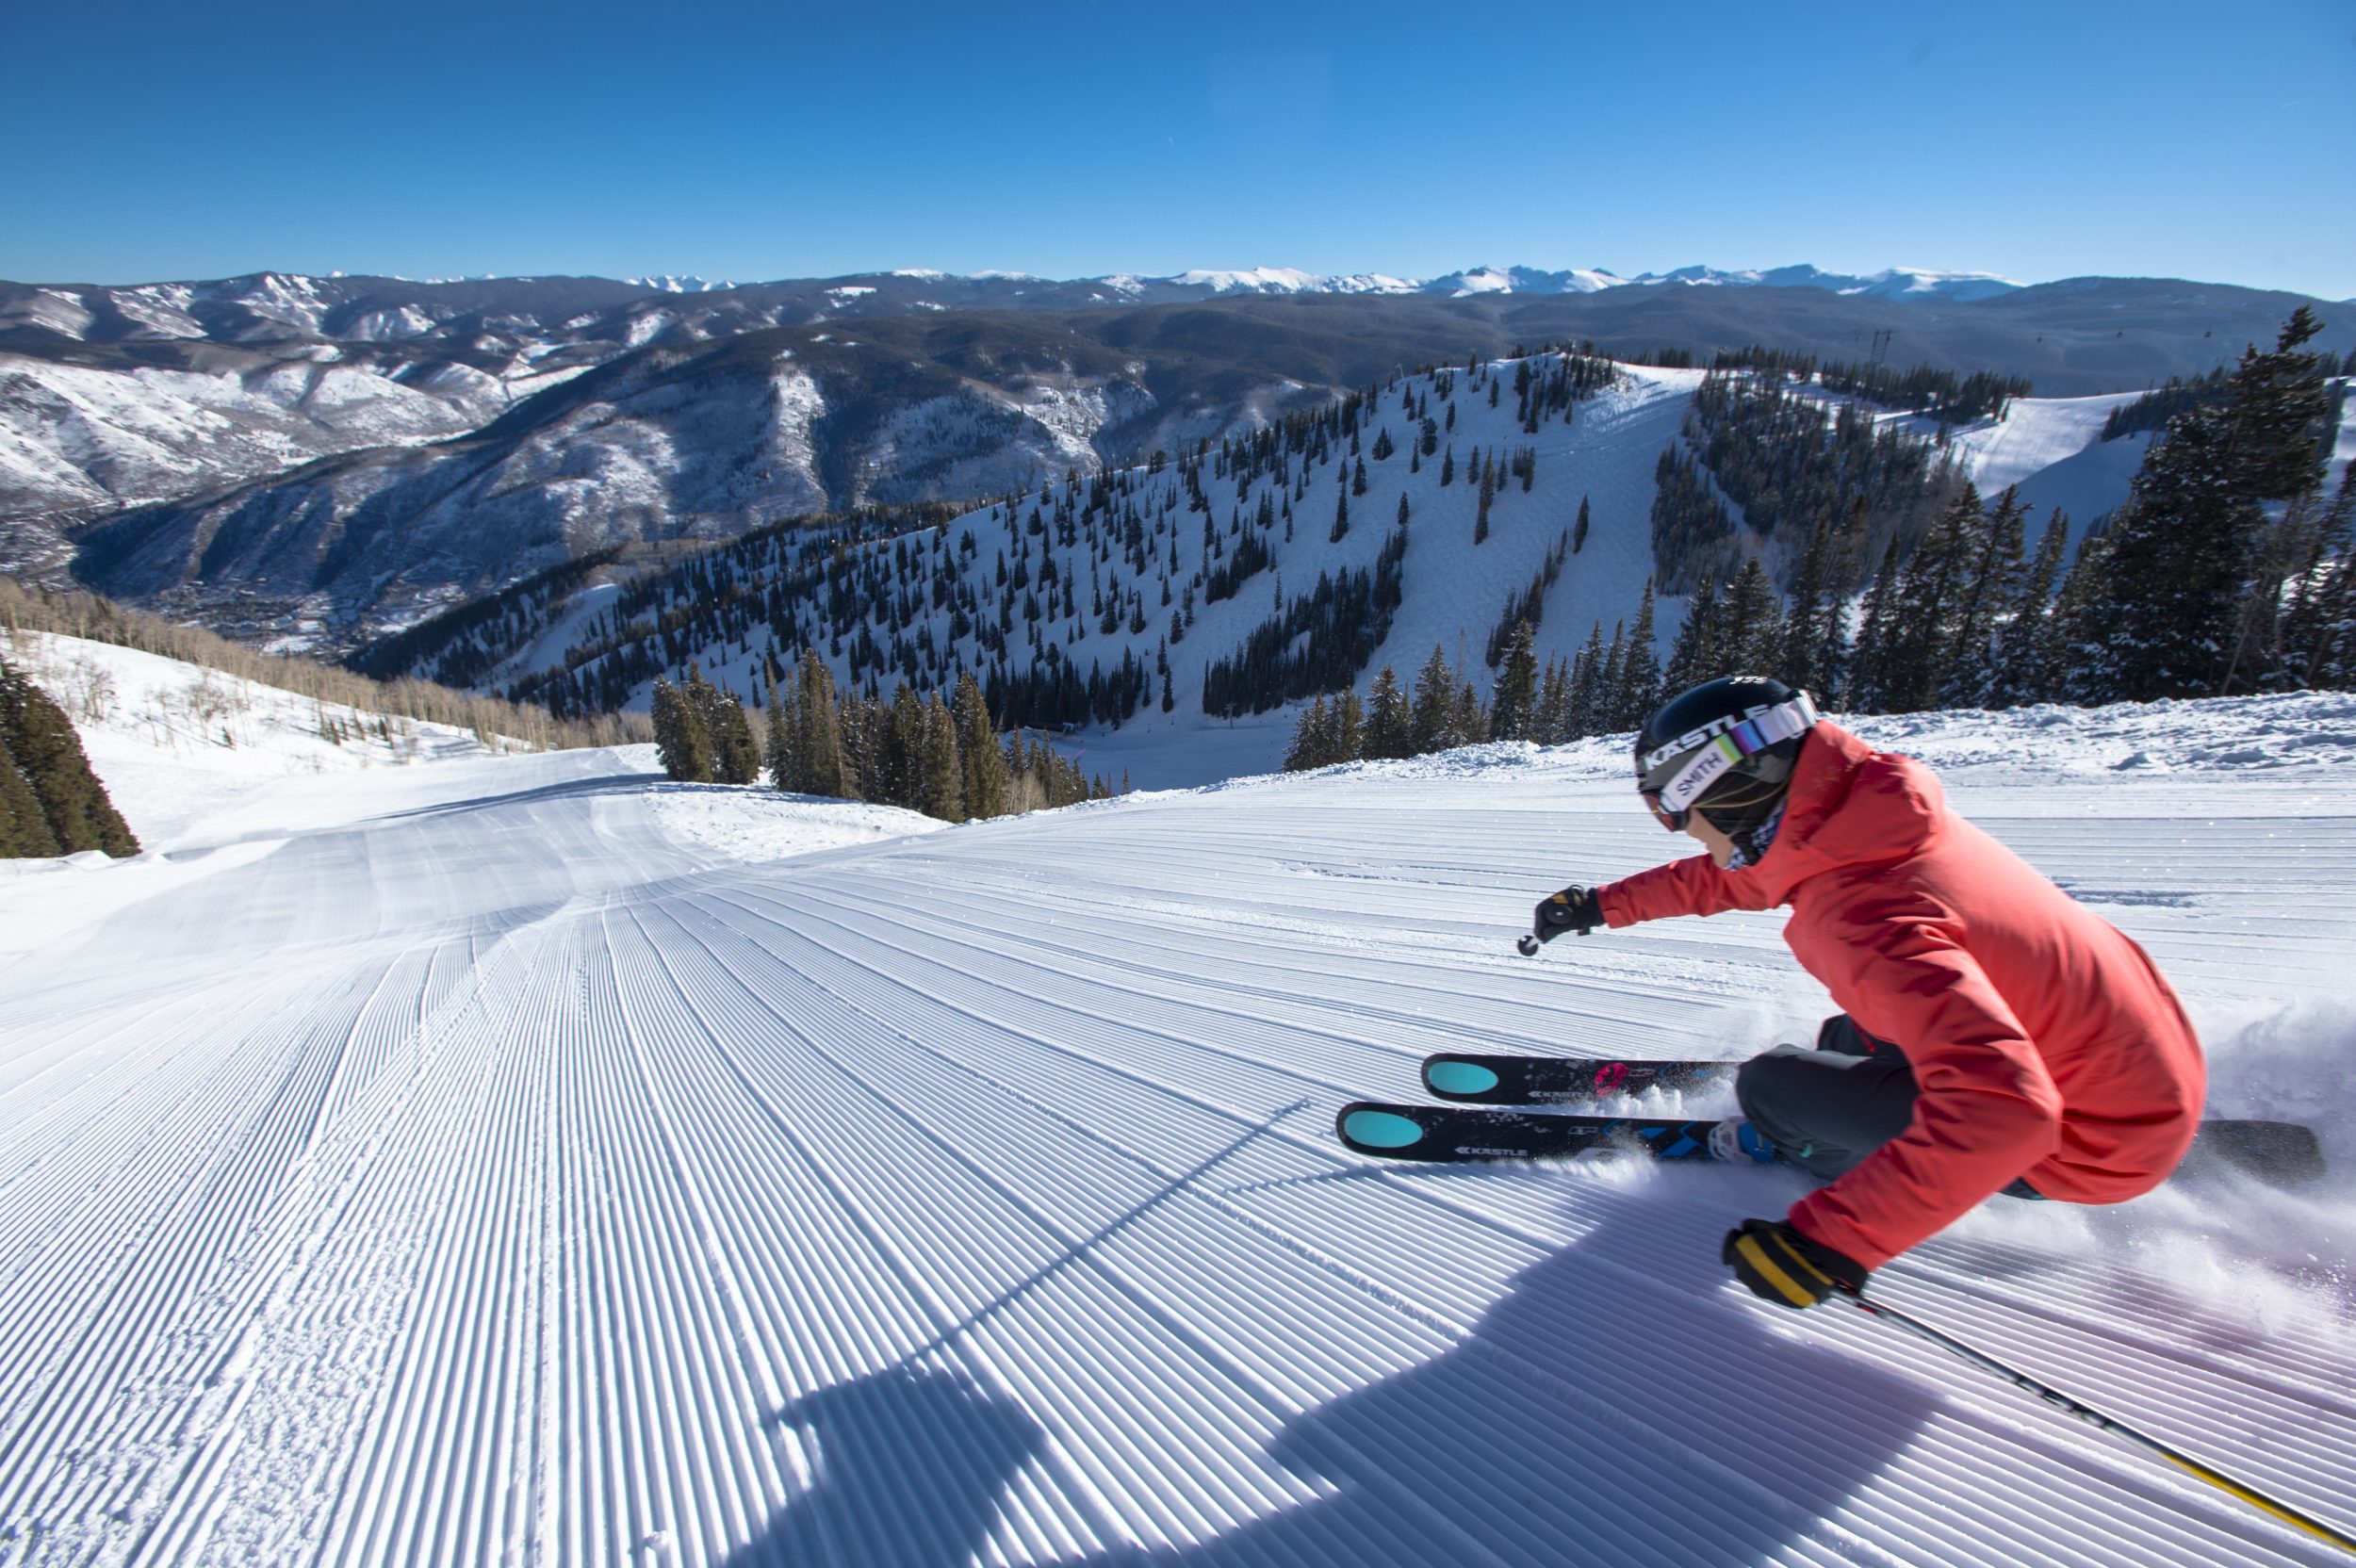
[1943,393,2154,545]
[1,632,524,850]
[1,681,2351,1566]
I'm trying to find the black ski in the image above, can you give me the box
[1337,1101,1727,1164]
[1345,1098,2327,1186]
[1422,1052,1735,1104]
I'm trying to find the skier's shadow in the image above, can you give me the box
[1142,1183,1938,1566]
[724,1182,1937,1567]
[723,1364,1048,1568]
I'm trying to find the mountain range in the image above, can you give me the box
[4,265,2349,656]
[1,263,2026,351]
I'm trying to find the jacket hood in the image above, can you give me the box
[1733,721,1942,906]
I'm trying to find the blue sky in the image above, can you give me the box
[8,1,2352,297]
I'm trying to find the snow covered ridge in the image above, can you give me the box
[1377,689,2356,791]
[0,683,2350,1563]
[1840,691,2356,778]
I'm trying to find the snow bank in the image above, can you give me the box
[644,781,944,862]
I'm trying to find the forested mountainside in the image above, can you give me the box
[353,314,2353,809]
[11,277,2349,651]
[367,349,1978,733]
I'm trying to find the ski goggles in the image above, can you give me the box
[1638,693,1818,831]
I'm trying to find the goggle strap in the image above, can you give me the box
[1655,695,1815,813]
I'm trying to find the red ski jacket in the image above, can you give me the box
[1595,719,2205,1270]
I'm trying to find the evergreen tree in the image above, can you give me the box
[1332,490,1350,543]
[1615,580,1662,725]
[1362,666,1415,760]
[1846,538,1906,712]
[1778,510,1839,698]
[2051,530,2117,703]
[1573,494,1591,554]
[1449,681,1488,748]
[2086,312,2332,700]
[1488,622,1541,741]
[1534,657,1572,743]
[649,676,712,782]
[1440,446,1455,486]
[687,665,760,785]
[1597,623,1628,726]
[2280,466,2356,689]
[1717,557,1784,679]
[1988,510,2071,708]
[1410,645,1457,754]
[794,649,844,795]
[0,725,60,858]
[2287,547,2356,689]
[1943,484,2029,708]
[881,683,928,809]
[0,659,138,857]
[2222,307,2337,505]
[1662,575,1720,694]
[763,677,796,792]
[919,694,965,822]
[2079,407,2251,700]
[1284,695,1335,771]
[1334,690,1366,760]
[955,670,1009,817]
[1877,484,1982,712]
[1567,623,1607,736]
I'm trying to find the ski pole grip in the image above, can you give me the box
[1516,935,1542,957]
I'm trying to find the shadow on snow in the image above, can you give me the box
[725,1184,1936,1567]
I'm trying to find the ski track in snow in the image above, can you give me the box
[2,721,2354,1564]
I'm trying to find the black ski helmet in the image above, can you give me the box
[1633,676,1820,831]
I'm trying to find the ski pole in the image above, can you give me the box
[1841,1287,2356,1555]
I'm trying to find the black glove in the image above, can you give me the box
[1531,885,1604,943]
[1722,1218,1870,1310]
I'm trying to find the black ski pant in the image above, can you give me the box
[1735,1015,2041,1198]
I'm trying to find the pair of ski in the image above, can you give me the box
[1338,1052,2327,1185]
[1338,1053,1741,1164]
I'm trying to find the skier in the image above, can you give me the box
[1530,676,2205,1310]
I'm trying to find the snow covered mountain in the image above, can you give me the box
[8,270,2348,655]
[363,350,2287,798]
[5,629,2352,1565]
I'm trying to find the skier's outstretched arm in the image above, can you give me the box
[1595,853,1775,927]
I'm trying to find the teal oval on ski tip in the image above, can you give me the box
[1425,1059,1499,1097]
[1342,1110,1429,1150]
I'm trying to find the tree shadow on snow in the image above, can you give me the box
[722,1184,1939,1568]
[367,770,659,823]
